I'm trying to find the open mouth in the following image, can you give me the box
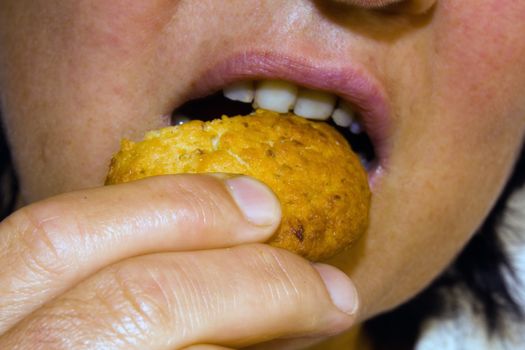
[171,79,377,172]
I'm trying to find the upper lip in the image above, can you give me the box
[173,51,392,186]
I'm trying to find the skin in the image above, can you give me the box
[0,0,524,349]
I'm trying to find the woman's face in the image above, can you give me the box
[1,0,524,320]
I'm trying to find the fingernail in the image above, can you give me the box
[224,176,281,226]
[313,263,359,315]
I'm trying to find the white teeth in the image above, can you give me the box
[222,80,363,128]
[293,88,337,120]
[223,81,255,103]
[331,103,355,128]
[253,80,298,113]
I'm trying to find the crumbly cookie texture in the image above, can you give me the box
[106,109,370,261]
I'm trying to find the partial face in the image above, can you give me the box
[1,0,524,319]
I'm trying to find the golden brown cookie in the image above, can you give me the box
[106,109,370,261]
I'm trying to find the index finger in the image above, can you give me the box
[0,174,280,333]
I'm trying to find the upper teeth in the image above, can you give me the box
[331,103,355,128]
[223,81,256,103]
[253,80,298,113]
[294,88,336,121]
[223,79,362,131]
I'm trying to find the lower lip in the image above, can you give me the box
[182,52,392,188]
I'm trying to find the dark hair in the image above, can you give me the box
[0,118,524,348]
[364,143,525,349]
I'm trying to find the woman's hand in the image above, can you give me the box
[0,175,358,349]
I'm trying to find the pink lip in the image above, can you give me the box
[178,51,392,188]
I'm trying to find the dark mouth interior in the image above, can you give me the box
[172,91,376,169]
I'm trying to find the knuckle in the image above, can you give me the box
[6,203,82,277]
[105,263,173,333]
[14,314,76,349]
[12,262,175,348]
[238,244,311,309]
[10,297,134,349]
[9,301,101,349]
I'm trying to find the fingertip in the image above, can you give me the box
[313,263,359,316]
[224,176,282,228]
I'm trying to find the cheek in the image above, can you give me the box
[74,0,178,55]
[430,0,525,187]
[0,1,184,202]
[434,0,525,126]
[332,0,525,317]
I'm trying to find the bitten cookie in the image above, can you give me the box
[106,109,370,261]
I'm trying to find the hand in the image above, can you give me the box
[0,175,358,349]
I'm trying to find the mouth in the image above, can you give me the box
[169,53,391,187]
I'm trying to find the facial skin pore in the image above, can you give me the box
[0,0,524,343]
